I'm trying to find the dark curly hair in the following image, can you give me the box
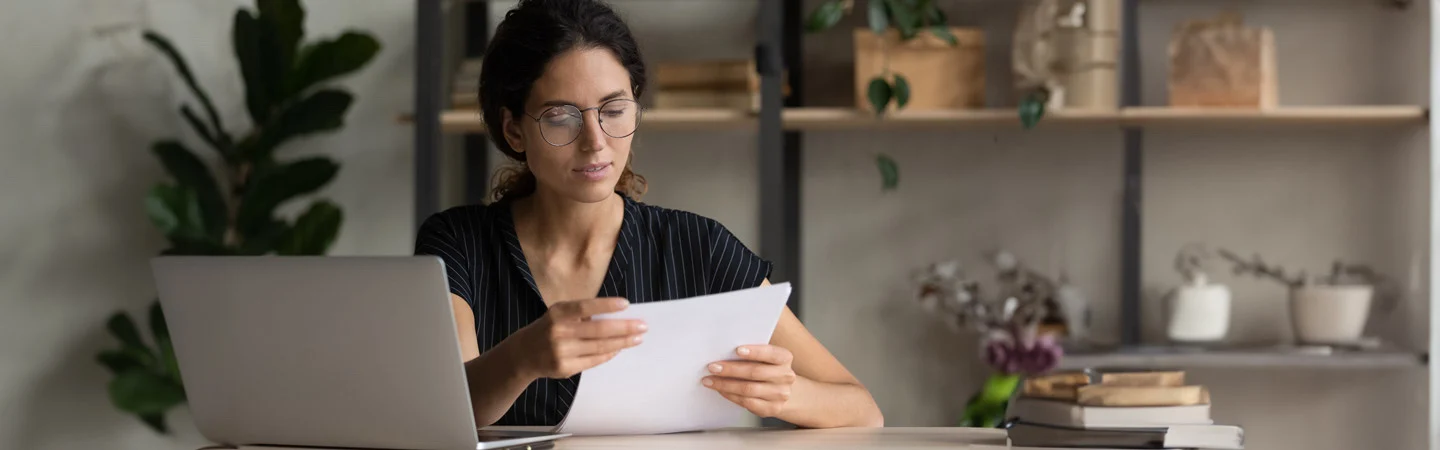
[480,0,648,203]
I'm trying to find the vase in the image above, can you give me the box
[1165,276,1231,343]
[1289,285,1373,345]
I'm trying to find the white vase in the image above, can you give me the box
[1166,275,1231,343]
[1289,285,1373,345]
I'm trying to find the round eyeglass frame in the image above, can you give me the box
[523,98,644,147]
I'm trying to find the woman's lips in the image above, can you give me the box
[574,162,613,181]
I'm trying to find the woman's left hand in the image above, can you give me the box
[702,345,797,418]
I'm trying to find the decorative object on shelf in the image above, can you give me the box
[911,250,1078,428]
[451,57,482,108]
[1218,249,1394,345]
[652,59,791,112]
[853,27,985,112]
[95,0,379,434]
[806,0,1048,191]
[1013,0,1120,111]
[1164,244,1232,343]
[1168,12,1277,108]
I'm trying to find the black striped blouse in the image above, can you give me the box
[413,195,773,426]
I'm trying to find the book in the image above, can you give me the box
[1005,420,1243,449]
[1006,398,1212,429]
[1076,385,1209,407]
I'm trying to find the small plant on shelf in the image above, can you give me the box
[912,250,1076,428]
[805,0,1049,191]
[1216,248,1395,345]
[94,0,379,433]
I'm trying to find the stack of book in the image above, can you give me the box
[451,58,483,109]
[653,59,788,112]
[1005,370,1244,449]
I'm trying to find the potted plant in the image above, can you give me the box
[805,0,1049,191]
[94,0,379,433]
[912,250,1073,428]
[1165,244,1232,343]
[1218,249,1389,345]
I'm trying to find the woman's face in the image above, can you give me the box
[503,48,638,204]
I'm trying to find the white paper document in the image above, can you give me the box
[555,283,793,435]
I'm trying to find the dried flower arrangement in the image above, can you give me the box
[1217,249,1384,288]
[912,250,1078,427]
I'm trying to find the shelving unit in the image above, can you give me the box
[412,0,1436,445]
[424,105,1428,134]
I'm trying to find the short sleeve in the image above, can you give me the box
[414,213,476,306]
[705,221,773,294]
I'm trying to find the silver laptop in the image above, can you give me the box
[152,256,568,450]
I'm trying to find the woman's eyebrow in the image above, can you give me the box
[539,90,629,108]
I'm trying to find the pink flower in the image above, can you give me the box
[981,332,1063,375]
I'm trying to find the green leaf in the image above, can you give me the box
[179,106,224,155]
[236,158,340,236]
[288,32,381,96]
[246,89,355,161]
[148,301,169,345]
[1020,89,1050,130]
[866,77,892,116]
[877,154,900,191]
[139,413,169,434]
[805,0,848,33]
[929,26,958,45]
[152,141,227,240]
[145,184,206,242]
[892,74,911,109]
[278,200,343,255]
[109,369,185,415]
[106,312,146,351]
[867,0,890,35]
[925,2,946,25]
[233,10,283,125]
[239,220,291,255]
[96,350,143,375]
[142,31,228,147]
[884,0,920,40]
[258,0,305,69]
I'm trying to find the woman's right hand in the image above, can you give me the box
[509,297,647,380]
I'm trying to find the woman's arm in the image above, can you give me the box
[450,295,648,427]
[704,280,884,428]
[451,295,534,426]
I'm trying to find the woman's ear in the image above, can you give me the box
[501,109,525,154]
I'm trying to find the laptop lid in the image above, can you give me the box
[152,256,479,450]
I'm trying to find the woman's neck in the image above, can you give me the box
[512,189,623,260]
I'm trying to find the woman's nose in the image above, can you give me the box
[575,110,607,153]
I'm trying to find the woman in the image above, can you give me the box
[414,0,883,429]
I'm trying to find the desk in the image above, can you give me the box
[545,427,1009,449]
[204,427,1011,450]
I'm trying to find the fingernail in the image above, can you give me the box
[635,322,648,332]
[702,377,713,387]
[737,347,751,356]
[708,364,723,374]
[614,298,629,307]
[632,336,644,344]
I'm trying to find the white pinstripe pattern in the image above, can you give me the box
[414,196,771,426]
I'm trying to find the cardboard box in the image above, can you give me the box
[854,28,986,111]
[1168,14,1278,108]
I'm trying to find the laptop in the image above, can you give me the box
[152,256,569,450]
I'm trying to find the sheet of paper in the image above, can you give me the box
[555,283,793,436]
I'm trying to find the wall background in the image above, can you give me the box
[1,0,1429,449]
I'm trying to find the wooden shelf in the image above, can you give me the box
[1058,345,1427,370]
[422,106,1428,135]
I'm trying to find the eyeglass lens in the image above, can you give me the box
[536,99,640,146]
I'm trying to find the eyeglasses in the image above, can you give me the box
[523,98,643,147]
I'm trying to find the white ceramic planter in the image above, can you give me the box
[1289,285,1374,345]
[1166,278,1231,343]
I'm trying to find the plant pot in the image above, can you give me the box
[1165,281,1231,343]
[853,28,985,112]
[1289,285,1373,345]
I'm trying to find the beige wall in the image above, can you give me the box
[0,1,414,449]
[2,0,1430,449]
